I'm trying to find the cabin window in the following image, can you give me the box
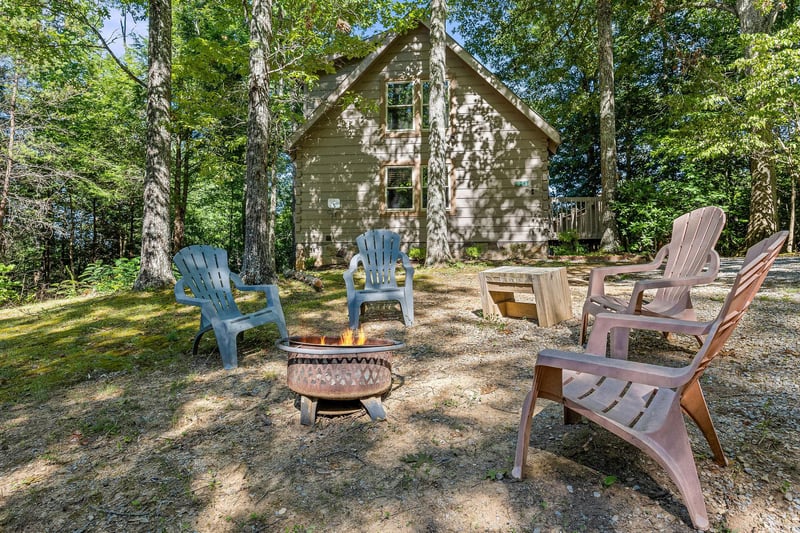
[421,166,451,209]
[385,166,414,210]
[386,82,414,131]
[421,81,450,130]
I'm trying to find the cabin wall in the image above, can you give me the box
[293,26,553,266]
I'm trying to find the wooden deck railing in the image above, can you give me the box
[550,197,603,240]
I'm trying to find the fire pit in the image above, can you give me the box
[276,334,403,425]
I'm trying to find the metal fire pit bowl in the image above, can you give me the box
[276,336,404,425]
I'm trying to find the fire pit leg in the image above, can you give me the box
[300,395,318,426]
[360,396,387,421]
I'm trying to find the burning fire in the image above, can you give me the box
[318,327,367,346]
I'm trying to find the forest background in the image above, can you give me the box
[1,0,799,305]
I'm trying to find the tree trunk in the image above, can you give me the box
[736,1,781,246]
[424,0,452,267]
[597,0,621,252]
[241,0,276,284]
[134,0,175,290]
[789,171,796,253]
[0,66,18,235]
[172,128,189,254]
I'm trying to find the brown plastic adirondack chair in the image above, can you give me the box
[344,229,414,330]
[580,206,726,355]
[174,245,289,370]
[513,231,788,531]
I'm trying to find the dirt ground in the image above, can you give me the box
[1,261,799,532]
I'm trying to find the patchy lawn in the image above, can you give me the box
[1,261,798,532]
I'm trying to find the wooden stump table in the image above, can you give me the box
[478,266,572,327]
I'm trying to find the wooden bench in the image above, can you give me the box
[478,266,572,327]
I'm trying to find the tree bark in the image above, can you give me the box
[0,66,18,235]
[241,0,276,284]
[736,0,782,246]
[134,0,175,290]
[424,0,453,267]
[597,0,621,252]
[172,128,190,254]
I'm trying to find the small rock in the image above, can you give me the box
[276,508,287,516]
[785,492,794,502]
[567,485,574,493]
[593,491,601,498]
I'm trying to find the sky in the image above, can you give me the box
[99,8,466,58]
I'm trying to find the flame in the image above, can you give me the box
[339,327,367,346]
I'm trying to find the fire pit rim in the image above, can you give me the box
[275,336,404,355]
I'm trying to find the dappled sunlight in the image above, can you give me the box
[1,260,798,530]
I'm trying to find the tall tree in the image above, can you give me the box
[134,0,175,289]
[241,0,275,284]
[425,0,452,266]
[597,0,621,251]
[0,64,18,235]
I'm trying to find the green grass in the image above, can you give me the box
[0,290,197,403]
[0,261,562,405]
[0,267,367,404]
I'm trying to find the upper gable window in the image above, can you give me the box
[386,82,414,131]
[421,81,450,130]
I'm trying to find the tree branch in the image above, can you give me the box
[79,14,146,88]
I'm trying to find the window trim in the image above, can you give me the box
[421,80,450,131]
[385,80,415,133]
[384,165,416,212]
[421,162,453,213]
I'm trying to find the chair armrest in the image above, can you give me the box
[537,348,692,389]
[626,250,720,312]
[174,279,214,309]
[399,252,415,284]
[585,312,713,357]
[230,273,281,306]
[343,254,362,293]
[587,246,668,297]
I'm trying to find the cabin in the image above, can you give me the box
[288,22,563,266]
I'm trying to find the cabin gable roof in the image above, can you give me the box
[288,23,561,152]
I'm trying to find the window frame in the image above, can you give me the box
[421,163,453,212]
[384,165,416,212]
[421,80,450,131]
[385,81,415,132]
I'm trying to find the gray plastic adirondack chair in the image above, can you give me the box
[580,206,726,355]
[173,245,289,370]
[343,230,414,330]
[513,231,788,531]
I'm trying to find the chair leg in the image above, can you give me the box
[399,298,414,327]
[348,299,361,330]
[644,411,710,530]
[579,312,589,345]
[512,388,537,479]
[681,380,728,466]
[610,327,631,359]
[216,329,239,370]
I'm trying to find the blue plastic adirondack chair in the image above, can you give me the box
[173,245,289,369]
[343,230,414,329]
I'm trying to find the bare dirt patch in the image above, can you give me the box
[1,261,799,532]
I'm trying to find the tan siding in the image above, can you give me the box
[294,24,557,264]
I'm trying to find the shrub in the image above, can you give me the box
[408,247,425,261]
[0,263,21,305]
[302,257,316,270]
[464,245,481,260]
[551,230,585,255]
[80,257,141,293]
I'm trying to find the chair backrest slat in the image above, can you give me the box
[174,245,241,319]
[357,230,402,290]
[659,206,726,303]
[685,231,787,389]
